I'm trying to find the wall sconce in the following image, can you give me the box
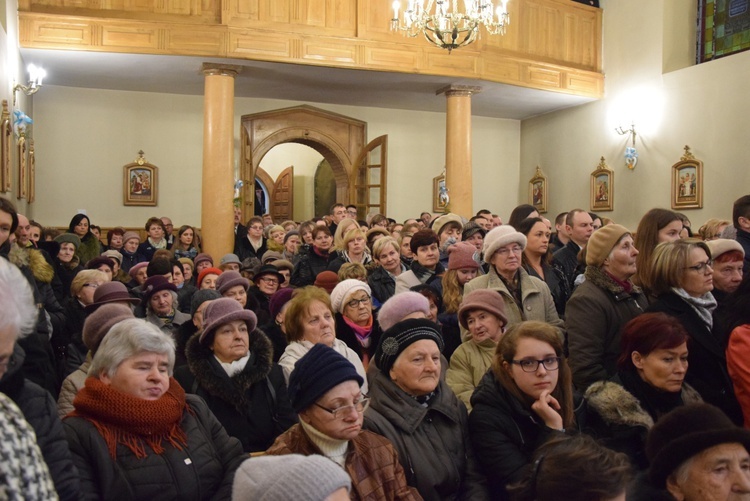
[615,123,638,170]
[13,64,47,106]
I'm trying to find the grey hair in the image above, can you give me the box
[0,258,37,339]
[146,290,178,313]
[89,318,176,378]
[669,455,696,488]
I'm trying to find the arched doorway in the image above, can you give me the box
[239,105,386,223]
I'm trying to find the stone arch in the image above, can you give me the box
[239,105,366,220]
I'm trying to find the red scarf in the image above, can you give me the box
[70,377,189,459]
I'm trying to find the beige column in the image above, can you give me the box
[201,63,242,260]
[436,85,482,218]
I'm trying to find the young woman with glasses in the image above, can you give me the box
[469,320,583,499]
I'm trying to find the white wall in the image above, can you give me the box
[31,87,521,227]
[258,143,323,221]
[520,0,750,229]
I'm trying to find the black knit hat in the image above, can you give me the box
[288,344,364,413]
[646,403,750,487]
[375,318,444,376]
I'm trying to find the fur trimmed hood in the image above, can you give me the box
[185,326,274,414]
[584,265,642,298]
[585,380,702,430]
[8,244,54,283]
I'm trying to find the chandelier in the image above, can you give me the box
[390,0,510,53]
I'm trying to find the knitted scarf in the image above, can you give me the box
[147,237,167,250]
[70,377,189,460]
[672,287,717,329]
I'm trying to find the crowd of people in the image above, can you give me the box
[3,195,750,500]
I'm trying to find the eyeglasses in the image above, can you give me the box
[346,295,371,308]
[511,357,561,372]
[258,277,279,285]
[83,283,99,289]
[685,259,713,273]
[314,397,370,419]
[250,225,264,231]
[496,246,523,256]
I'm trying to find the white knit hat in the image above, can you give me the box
[329,279,372,314]
[482,225,527,263]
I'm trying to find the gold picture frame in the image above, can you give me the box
[671,145,703,210]
[123,150,158,207]
[528,166,548,213]
[17,136,27,200]
[28,139,35,203]
[433,174,447,213]
[1,100,10,192]
[590,156,614,212]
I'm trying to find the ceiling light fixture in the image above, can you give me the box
[390,0,510,53]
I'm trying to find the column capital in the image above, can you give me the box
[201,63,243,78]
[436,84,483,97]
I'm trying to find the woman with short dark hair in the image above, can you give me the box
[137,217,168,261]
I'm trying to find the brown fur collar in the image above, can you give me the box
[585,380,702,429]
[185,327,273,414]
[9,244,54,283]
[584,265,642,297]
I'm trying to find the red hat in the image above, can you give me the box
[197,267,223,289]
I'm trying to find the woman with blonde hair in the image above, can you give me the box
[469,321,582,498]
[328,228,372,274]
[332,218,360,250]
[698,217,731,241]
[266,225,286,253]
[368,236,406,306]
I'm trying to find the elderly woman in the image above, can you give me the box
[55,269,109,374]
[368,236,406,306]
[469,321,583,499]
[247,264,284,325]
[291,226,336,287]
[127,261,148,289]
[364,318,488,500]
[565,224,648,390]
[175,298,296,453]
[52,233,83,303]
[706,238,744,304]
[328,228,372,274]
[172,225,199,260]
[464,225,562,335]
[267,344,420,500]
[585,312,701,469]
[395,229,445,295]
[632,208,683,291]
[142,276,191,351]
[68,214,101,264]
[197,266,222,290]
[120,231,144,273]
[645,239,744,424]
[64,318,245,499]
[282,230,301,263]
[330,279,383,369]
[446,289,508,411]
[215,270,250,308]
[278,286,368,393]
[105,227,125,252]
[262,287,294,362]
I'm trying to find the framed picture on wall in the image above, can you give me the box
[671,145,703,210]
[528,166,548,213]
[123,151,158,206]
[17,136,27,200]
[1,100,10,192]
[590,156,614,211]
[433,174,447,213]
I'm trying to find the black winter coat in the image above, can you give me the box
[469,371,586,500]
[551,240,582,289]
[64,394,244,501]
[174,328,297,453]
[290,245,334,287]
[647,292,744,424]
[367,265,397,305]
[0,345,81,501]
[248,285,272,326]
[260,320,288,363]
[235,236,268,263]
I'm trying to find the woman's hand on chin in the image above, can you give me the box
[531,389,563,430]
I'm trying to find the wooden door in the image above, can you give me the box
[272,166,294,222]
[350,135,387,219]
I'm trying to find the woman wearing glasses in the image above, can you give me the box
[469,321,582,499]
[645,239,744,425]
[247,264,284,326]
[365,318,489,500]
[330,280,382,370]
[268,344,420,500]
[175,298,296,453]
[464,226,562,333]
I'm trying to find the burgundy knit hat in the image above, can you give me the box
[314,271,339,294]
[447,242,481,270]
[377,291,430,331]
[86,256,115,271]
[194,253,213,268]
[269,287,295,320]
[199,297,258,344]
[409,229,439,254]
[82,303,134,353]
[215,270,250,295]
[458,289,508,330]
[197,267,223,289]
[128,261,148,279]
[142,275,177,303]
[85,281,141,313]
